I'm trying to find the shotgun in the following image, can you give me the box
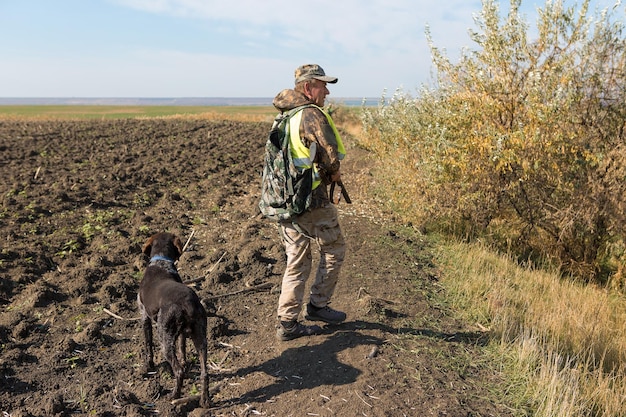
[330,180,352,204]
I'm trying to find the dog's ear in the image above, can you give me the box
[173,235,184,259]
[142,235,156,256]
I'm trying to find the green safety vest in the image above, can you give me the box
[288,105,346,190]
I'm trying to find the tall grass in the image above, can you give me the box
[436,240,626,416]
[354,3,626,410]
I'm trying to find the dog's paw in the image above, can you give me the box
[141,361,155,376]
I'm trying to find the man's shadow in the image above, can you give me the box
[216,318,488,407]
[217,327,381,406]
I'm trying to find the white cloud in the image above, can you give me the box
[111,0,481,57]
[12,0,618,98]
[98,0,484,96]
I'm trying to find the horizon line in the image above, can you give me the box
[0,96,382,106]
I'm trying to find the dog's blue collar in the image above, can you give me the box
[149,255,174,263]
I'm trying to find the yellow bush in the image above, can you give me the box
[360,0,626,282]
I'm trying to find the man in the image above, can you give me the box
[273,64,348,341]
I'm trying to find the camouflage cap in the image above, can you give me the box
[294,64,338,84]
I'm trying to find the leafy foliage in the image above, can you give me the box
[361,0,626,283]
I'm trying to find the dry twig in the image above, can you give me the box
[475,322,490,332]
[366,345,379,359]
[209,351,234,372]
[181,229,195,254]
[204,282,273,301]
[354,390,373,408]
[184,251,226,285]
[170,394,200,406]
[103,308,139,321]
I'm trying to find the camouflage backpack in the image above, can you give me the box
[259,105,315,221]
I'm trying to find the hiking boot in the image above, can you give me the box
[305,303,346,324]
[276,321,322,341]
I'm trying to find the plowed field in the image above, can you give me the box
[0,118,513,416]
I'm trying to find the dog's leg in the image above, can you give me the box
[166,346,184,399]
[158,306,185,399]
[161,333,184,398]
[142,318,155,370]
[138,296,155,371]
[176,333,186,371]
[191,319,210,408]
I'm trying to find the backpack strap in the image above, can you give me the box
[274,104,315,124]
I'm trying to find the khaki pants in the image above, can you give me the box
[277,204,346,322]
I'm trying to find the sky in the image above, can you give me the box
[0,0,621,99]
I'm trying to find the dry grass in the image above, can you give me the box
[0,105,277,122]
[436,241,626,416]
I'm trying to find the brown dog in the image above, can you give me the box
[137,232,209,407]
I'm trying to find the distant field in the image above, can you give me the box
[0,105,277,122]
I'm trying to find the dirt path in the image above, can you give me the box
[0,119,513,416]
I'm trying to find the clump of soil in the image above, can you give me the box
[0,118,512,416]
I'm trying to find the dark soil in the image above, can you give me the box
[0,118,514,416]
